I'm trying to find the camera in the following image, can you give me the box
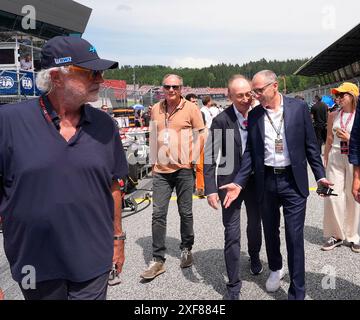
[316,185,338,196]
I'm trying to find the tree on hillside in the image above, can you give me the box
[104,58,317,93]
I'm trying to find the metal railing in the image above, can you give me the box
[291,77,360,105]
[98,85,160,110]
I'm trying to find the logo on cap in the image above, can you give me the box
[89,47,97,53]
[54,57,72,65]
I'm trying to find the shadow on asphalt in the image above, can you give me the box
[268,271,360,300]
[304,225,324,246]
[136,236,360,300]
[136,236,288,299]
[305,272,360,300]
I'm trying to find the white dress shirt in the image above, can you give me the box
[263,95,291,167]
[233,105,248,155]
[201,106,218,129]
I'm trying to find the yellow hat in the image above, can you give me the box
[331,82,359,97]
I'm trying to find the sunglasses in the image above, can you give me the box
[335,92,347,99]
[163,85,181,91]
[252,82,275,95]
[68,65,104,80]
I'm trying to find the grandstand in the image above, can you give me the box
[100,84,229,110]
[0,0,91,39]
[294,23,360,104]
[181,86,227,98]
[125,85,229,107]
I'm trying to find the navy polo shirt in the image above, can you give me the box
[0,97,128,283]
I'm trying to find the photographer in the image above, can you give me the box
[322,83,360,252]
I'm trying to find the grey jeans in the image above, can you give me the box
[152,169,194,261]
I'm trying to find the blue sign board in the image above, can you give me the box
[0,70,41,96]
[0,71,17,95]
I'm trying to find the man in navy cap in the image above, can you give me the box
[0,36,128,300]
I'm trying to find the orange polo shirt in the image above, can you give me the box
[150,98,205,174]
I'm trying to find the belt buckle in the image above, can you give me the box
[274,167,285,174]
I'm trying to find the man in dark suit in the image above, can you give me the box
[204,75,263,300]
[349,96,360,204]
[311,95,328,152]
[220,70,332,300]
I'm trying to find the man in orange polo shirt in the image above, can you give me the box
[141,74,206,280]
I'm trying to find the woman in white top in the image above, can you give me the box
[322,82,360,252]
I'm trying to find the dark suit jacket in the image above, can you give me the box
[234,96,325,201]
[349,96,360,166]
[204,106,244,204]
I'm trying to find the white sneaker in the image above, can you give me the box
[266,267,285,292]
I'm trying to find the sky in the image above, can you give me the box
[76,0,360,68]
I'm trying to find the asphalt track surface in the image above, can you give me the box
[1,167,360,300]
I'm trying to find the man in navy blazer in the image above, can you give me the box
[204,75,263,300]
[349,96,360,204]
[220,70,332,300]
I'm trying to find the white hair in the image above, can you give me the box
[36,66,69,93]
[253,70,278,83]
[162,74,183,86]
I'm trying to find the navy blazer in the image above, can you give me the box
[234,96,325,200]
[204,106,243,201]
[349,96,360,166]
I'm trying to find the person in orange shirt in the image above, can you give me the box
[141,74,206,280]
[185,93,207,197]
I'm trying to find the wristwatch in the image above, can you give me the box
[114,232,126,240]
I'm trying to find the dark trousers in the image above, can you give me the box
[221,177,262,295]
[314,126,327,152]
[262,168,307,300]
[152,169,194,261]
[20,272,109,300]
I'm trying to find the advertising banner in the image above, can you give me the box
[20,71,36,96]
[0,70,18,95]
[0,70,41,96]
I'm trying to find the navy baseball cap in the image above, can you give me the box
[41,36,118,71]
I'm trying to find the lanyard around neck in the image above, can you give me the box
[234,105,249,131]
[39,96,61,131]
[238,121,247,131]
[264,109,284,138]
[340,110,354,132]
[39,96,53,124]
[236,114,248,131]
[165,103,178,128]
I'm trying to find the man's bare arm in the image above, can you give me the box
[112,180,125,273]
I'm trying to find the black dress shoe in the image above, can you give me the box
[250,256,263,275]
